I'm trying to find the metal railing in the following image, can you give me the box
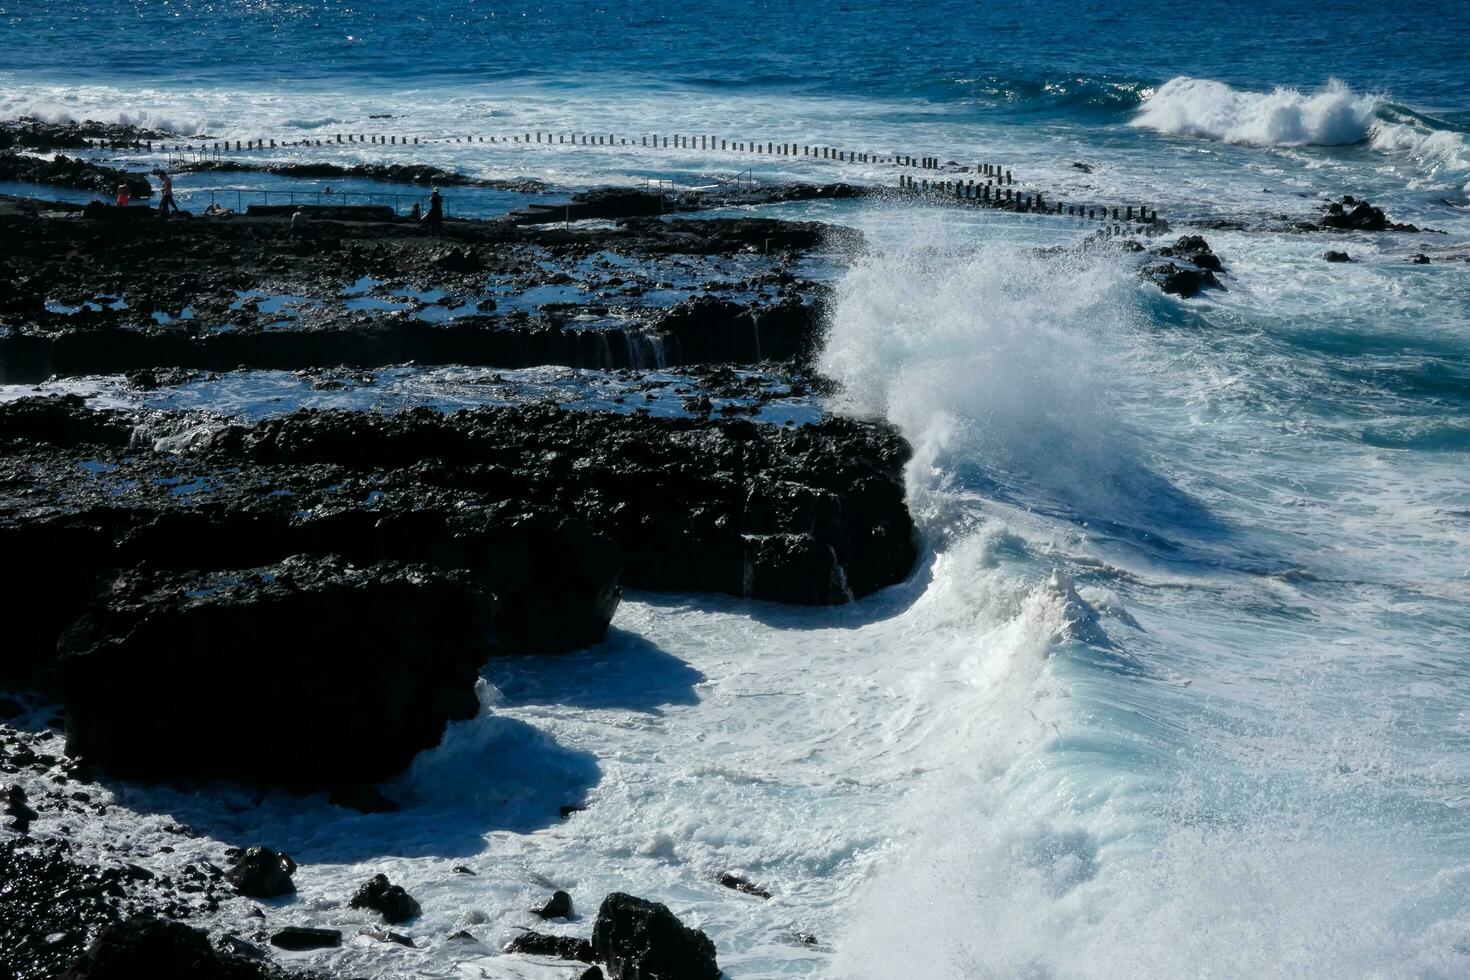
[203,188,431,215]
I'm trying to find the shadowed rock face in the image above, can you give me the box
[1,396,914,719]
[58,918,285,980]
[57,556,496,790]
[592,892,719,980]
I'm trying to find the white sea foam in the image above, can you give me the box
[1132,76,1470,195]
[1132,77,1383,147]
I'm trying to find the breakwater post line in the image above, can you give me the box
[97,128,1161,227]
[92,129,1018,181]
[891,173,1160,233]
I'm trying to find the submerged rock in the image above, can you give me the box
[224,848,296,899]
[349,873,421,924]
[592,892,719,980]
[1141,261,1222,298]
[504,930,596,962]
[533,890,575,920]
[1151,234,1223,271]
[57,557,495,790]
[269,926,342,951]
[718,873,771,899]
[1314,196,1419,233]
[1323,250,1355,263]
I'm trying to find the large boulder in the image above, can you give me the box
[348,873,420,924]
[592,893,719,980]
[224,848,296,899]
[57,556,495,790]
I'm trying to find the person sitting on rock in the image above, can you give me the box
[409,201,421,222]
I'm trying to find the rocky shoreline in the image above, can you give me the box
[0,136,911,977]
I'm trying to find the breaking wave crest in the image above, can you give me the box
[1133,76,1470,194]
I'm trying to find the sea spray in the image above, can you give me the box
[1132,77,1384,147]
[1133,76,1470,195]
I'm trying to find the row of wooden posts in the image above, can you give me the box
[95,132,1158,224]
[92,133,1012,178]
[896,174,1157,223]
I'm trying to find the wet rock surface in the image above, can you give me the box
[224,848,297,900]
[269,927,343,951]
[508,182,868,224]
[1308,195,1420,233]
[0,393,910,790]
[592,892,720,980]
[504,930,597,962]
[348,873,421,924]
[0,175,908,979]
[0,152,152,199]
[0,119,188,153]
[0,837,272,980]
[176,158,548,192]
[57,556,495,790]
[0,193,843,383]
[57,917,289,980]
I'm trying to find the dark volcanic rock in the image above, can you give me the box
[57,557,495,790]
[224,848,296,899]
[504,930,595,962]
[208,405,915,603]
[533,890,575,919]
[348,873,421,924]
[176,158,545,192]
[57,918,278,980]
[592,892,719,980]
[0,399,913,674]
[1323,250,1355,263]
[0,151,152,198]
[4,784,39,833]
[1141,261,1222,298]
[0,839,223,980]
[1313,196,1419,233]
[0,119,183,153]
[509,183,867,225]
[1,841,122,978]
[1152,234,1222,272]
[269,926,342,951]
[718,873,771,899]
[0,299,825,383]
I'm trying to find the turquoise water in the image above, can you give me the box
[2,3,1469,977]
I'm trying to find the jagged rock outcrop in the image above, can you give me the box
[592,892,719,980]
[57,557,495,790]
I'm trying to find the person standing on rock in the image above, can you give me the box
[290,208,307,240]
[115,184,131,207]
[155,169,179,217]
[423,187,443,236]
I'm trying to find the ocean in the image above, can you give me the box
[3,0,1469,976]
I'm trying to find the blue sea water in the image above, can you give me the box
[2,3,1469,977]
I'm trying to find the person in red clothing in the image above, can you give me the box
[115,184,130,207]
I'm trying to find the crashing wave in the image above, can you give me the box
[1132,76,1470,193]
